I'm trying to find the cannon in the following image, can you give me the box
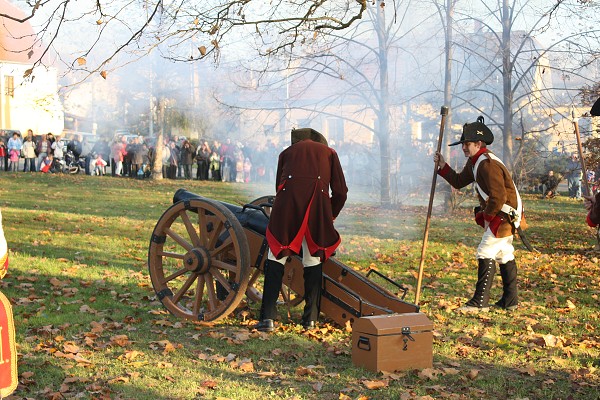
[147,188,419,327]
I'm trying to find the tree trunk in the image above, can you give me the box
[151,98,165,180]
[502,0,514,169]
[376,1,391,206]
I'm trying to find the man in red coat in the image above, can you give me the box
[255,128,348,332]
[434,117,524,313]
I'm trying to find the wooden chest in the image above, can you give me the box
[351,313,433,372]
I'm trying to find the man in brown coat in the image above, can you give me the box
[255,128,348,332]
[434,117,524,313]
[585,97,600,242]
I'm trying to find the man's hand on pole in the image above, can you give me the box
[433,151,446,170]
[584,195,595,212]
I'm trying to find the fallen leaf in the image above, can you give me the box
[467,369,479,380]
[418,368,438,380]
[110,335,131,347]
[201,380,218,389]
[362,379,388,389]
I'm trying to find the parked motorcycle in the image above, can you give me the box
[61,151,85,174]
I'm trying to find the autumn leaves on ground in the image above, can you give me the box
[0,173,598,400]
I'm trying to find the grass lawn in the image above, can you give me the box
[0,172,598,400]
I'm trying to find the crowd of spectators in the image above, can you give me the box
[1,129,435,193]
[97,135,282,182]
[0,129,284,183]
[1,129,73,173]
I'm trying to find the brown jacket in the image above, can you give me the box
[266,139,348,261]
[438,148,520,238]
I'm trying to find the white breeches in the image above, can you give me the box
[476,228,515,264]
[268,238,321,267]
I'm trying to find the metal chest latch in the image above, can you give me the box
[402,326,415,351]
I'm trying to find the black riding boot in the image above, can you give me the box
[301,263,323,328]
[256,260,284,331]
[461,258,496,312]
[495,259,518,310]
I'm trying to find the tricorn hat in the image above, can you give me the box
[591,97,600,117]
[291,128,328,146]
[449,116,494,146]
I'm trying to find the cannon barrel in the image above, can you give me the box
[173,188,269,235]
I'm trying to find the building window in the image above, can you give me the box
[5,76,14,97]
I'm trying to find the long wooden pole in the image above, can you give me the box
[572,110,591,197]
[415,106,449,305]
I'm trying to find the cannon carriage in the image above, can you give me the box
[147,189,419,327]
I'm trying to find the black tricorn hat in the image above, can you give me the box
[291,128,328,146]
[449,116,494,146]
[591,97,600,117]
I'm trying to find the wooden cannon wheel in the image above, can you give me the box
[244,195,304,307]
[148,198,251,321]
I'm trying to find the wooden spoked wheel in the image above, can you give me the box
[244,195,304,307]
[148,198,251,322]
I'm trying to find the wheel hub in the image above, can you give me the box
[184,247,211,274]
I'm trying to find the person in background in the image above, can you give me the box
[180,140,195,179]
[129,137,143,178]
[67,134,83,160]
[7,132,22,171]
[161,139,171,179]
[23,129,34,142]
[196,141,211,180]
[540,170,559,199]
[22,135,37,172]
[209,151,221,181]
[52,135,65,162]
[91,137,111,173]
[122,137,133,176]
[40,153,54,173]
[255,128,348,332]
[434,117,525,313]
[8,147,19,172]
[0,139,6,171]
[46,132,55,152]
[243,157,252,183]
[168,141,179,179]
[567,153,583,200]
[111,136,127,176]
[36,133,51,171]
[220,138,235,182]
[93,153,108,176]
[141,144,151,178]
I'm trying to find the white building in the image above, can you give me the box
[0,0,63,135]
